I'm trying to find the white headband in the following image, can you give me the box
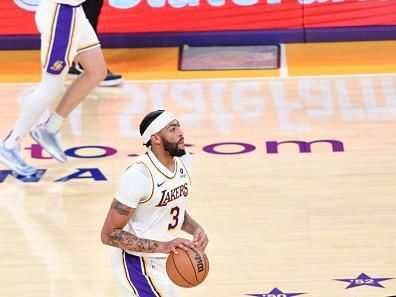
[142,111,176,144]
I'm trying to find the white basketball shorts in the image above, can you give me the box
[111,248,182,297]
[35,0,100,75]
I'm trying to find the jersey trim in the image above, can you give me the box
[124,252,162,297]
[136,161,154,204]
[77,42,101,53]
[43,4,58,69]
[146,151,178,179]
[44,4,76,74]
[142,257,164,297]
[122,250,138,296]
[66,7,77,67]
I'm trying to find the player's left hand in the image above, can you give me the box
[192,226,209,251]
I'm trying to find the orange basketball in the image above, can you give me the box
[166,247,209,288]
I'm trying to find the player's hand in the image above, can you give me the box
[192,226,209,251]
[161,238,195,254]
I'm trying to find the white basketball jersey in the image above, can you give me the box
[124,151,191,258]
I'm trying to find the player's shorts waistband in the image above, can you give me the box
[42,0,82,8]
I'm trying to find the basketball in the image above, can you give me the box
[166,247,209,288]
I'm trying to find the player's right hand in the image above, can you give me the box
[161,238,195,254]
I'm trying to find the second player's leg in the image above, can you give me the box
[55,47,107,118]
[30,47,106,163]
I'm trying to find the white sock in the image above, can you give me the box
[3,71,66,150]
[3,130,20,150]
[45,112,65,134]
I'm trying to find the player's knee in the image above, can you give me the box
[86,65,107,83]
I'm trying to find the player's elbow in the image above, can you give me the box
[100,226,110,245]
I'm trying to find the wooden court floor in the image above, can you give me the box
[1,41,396,297]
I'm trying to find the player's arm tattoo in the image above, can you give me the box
[104,200,160,253]
[111,200,130,216]
[107,230,160,253]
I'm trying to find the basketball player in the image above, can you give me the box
[0,0,107,176]
[101,110,209,297]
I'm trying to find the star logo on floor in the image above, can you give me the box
[335,272,393,289]
[246,287,305,297]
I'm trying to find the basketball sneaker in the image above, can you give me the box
[0,142,37,176]
[68,63,123,87]
[30,124,67,163]
[99,70,123,87]
[68,63,83,77]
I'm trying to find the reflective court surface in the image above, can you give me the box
[1,71,396,296]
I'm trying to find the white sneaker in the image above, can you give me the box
[0,142,37,176]
[30,124,67,163]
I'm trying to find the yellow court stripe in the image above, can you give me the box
[286,41,396,76]
[1,41,396,82]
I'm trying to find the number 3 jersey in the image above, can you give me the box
[115,149,192,257]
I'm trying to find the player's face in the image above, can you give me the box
[160,120,186,157]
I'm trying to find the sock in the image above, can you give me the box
[3,71,66,150]
[45,112,65,134]
[3,130,20,150]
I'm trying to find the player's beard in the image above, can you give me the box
[162,137,186,157]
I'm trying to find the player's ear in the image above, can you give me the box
[151,134,161,145]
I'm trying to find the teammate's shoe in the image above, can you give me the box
[99,70,123,87]
[68,63,123,87]
[30,125,67,163]
[68,63,83,77]
[0,142,37,176]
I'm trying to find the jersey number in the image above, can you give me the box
[168,207,180,230]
